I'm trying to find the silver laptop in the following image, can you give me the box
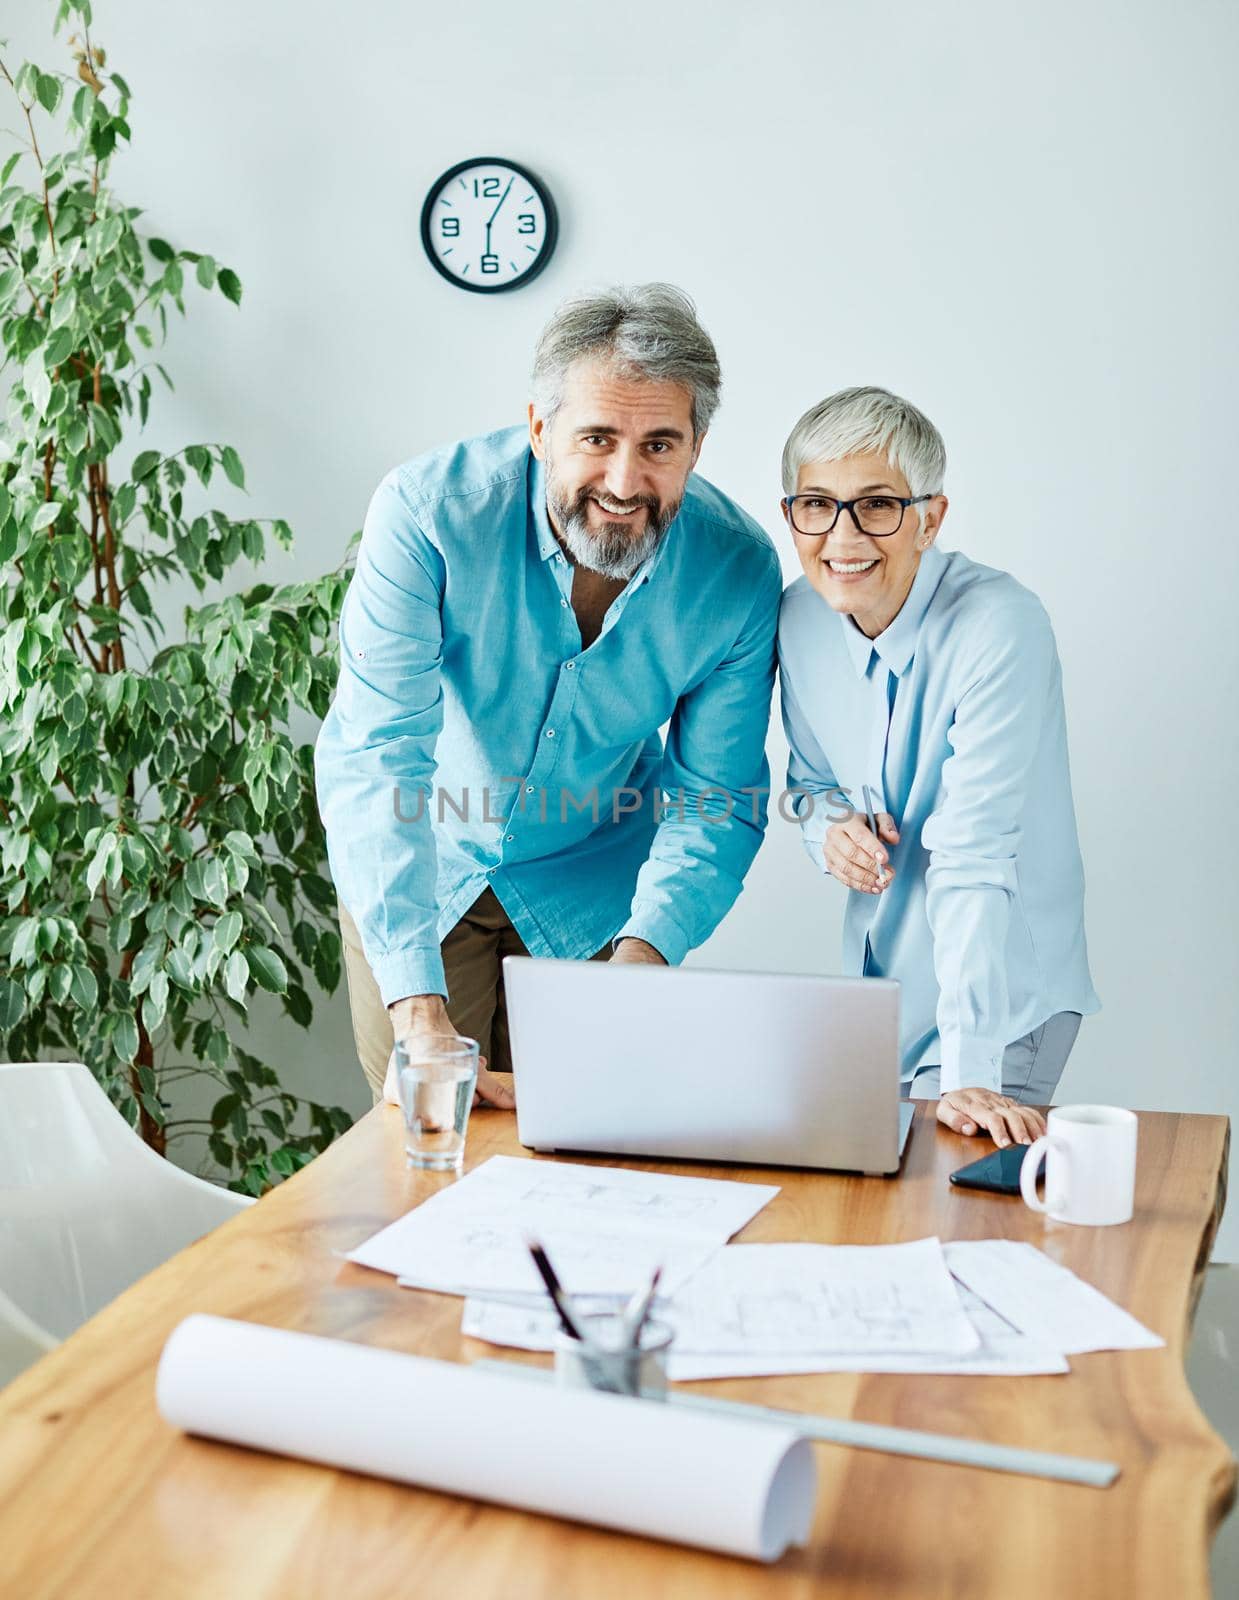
[503,958,913,1175]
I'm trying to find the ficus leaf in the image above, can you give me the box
[0,979,26,1029]
[166,948,196,990]
[35,72,64,114]
[143,971,170,1031]
[111,1011,139,1063]
[69,965,97,1009]
[11,919,40,966]
[245,946,287,994]
[220,445,245,489]
[224,949,249,1003]
[23,354,51,416]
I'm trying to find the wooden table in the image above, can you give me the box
[0,1104,1232,1599]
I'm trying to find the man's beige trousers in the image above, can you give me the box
[339,889,607,1102]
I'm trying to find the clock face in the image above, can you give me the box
[420,157,558,294]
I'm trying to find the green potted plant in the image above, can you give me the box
[0,0,355,1193]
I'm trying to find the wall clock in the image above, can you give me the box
[420,157,558,294]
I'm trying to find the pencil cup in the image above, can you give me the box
[553,1313,674,1399]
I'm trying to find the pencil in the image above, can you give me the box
[862,783,887,888]
[526,1239,585,1341]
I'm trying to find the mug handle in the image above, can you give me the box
[1020,1135,1067,1214]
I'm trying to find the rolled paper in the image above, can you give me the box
[156,1315,816,1563]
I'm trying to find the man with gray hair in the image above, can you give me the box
[316,285,781,1106]
[777,387,1098,1147]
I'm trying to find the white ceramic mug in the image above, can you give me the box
[1019,1105,1138,1226]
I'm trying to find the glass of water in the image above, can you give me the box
[395,1034,479,1172]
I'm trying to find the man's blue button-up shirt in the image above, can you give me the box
[778,545,1099,1093]
[315,427,782,1004]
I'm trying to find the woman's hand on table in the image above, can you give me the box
[936,1088,1045,1146]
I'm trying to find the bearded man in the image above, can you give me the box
[316,284,781,1106]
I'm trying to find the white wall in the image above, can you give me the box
[9,1,1238,1249]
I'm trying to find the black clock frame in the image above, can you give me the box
[420,156,559,295]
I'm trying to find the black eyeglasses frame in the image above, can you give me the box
[781,493,933,538]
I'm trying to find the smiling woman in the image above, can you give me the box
[776,385,1099,1147]
[781,387,948,640]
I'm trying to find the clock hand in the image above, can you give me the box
[485,175,515,228]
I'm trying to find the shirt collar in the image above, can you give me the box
[839,544,948,679]
[841,613,878,679]
[528,453,561,562]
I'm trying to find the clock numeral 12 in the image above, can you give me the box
[473,177,502,198]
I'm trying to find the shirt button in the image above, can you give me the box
[485,867,496,875]
[560,598,569,608]
[545,728,556,738]
[525,784,535,793]
[505,834,514,843]
[564,661,575,671]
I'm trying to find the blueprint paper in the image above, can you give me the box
[463,1279,1067,1378]
[346,1155,779,1297]
[461,1240,1073,1378]
[396,1224,718,1299]
[660,1287,1068,1379]
[157,1315,816,1563]
[662,1240,978,1357]
[943,1240,1164,1354]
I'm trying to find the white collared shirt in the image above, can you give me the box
[778,546,1099,1091]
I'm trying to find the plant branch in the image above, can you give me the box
[0,240,46,318]
[91,360,126,673]
[0,56,58,269]
[72,619,103,671]
[86,450,103,604]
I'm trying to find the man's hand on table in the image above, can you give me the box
[383,995,516,1111]
[936,1087,1046,1146]
[610,937,667,967]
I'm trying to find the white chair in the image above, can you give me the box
[0,1061,253,1388]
